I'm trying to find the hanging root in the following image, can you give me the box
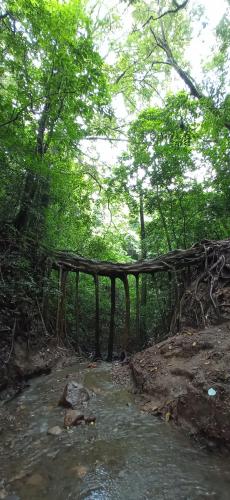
[171,241,230,332]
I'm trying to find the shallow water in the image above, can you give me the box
[1,362,230,500]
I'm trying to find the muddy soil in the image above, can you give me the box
[131,321,230,450]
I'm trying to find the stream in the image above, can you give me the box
[1,361,230,500]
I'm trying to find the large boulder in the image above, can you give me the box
[59,381,89,409]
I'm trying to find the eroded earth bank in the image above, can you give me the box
[131,321,230,451]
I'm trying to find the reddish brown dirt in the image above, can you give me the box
[131,321,230,450]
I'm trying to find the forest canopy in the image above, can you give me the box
[0,0,229,349]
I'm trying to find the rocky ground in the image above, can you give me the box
[130,321,230,451]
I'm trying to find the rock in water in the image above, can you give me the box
[59,381,89,409]
[64,410,84,428]
[47,426,62,436]
[84,415,96,424]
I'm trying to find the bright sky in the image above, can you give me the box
[82,0,229,173]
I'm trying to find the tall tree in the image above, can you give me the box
[0,0,110,236]
[115,0,230,130]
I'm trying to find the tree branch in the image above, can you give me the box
[0,12,10,21]
[143,0,189,27]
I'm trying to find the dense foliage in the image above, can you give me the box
[0,0,229,353]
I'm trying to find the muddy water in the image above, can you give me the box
[1,362,230,500]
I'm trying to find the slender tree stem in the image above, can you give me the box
[107,276,116,361]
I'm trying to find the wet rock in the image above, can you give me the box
[47,426,63,436]
[59,381,89,409]
[84,415,96,425]
[64,410,84,428]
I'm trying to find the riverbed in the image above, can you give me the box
[1,362,230,499]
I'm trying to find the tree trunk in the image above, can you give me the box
[56,268,68,342]
[13,100,50,234]
[121,274,130,353]
[139,190,147,344]
[75,271,80,350]
[140,274,147,345]
[140,190,147,259]
[14,171,38,231]
[135,274,140,341]
[156,186,172,251]
[42,258,52,328]
[94,274,101,359]
[107,276,116,361]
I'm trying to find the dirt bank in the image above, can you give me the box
[131,321,230,450]
[0,339,78,402]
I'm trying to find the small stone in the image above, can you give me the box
[64,410,84,428]
[84,416,96,425]
[47,426,62,436]
[47,450,59,459]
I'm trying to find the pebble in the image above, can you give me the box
[47,426,62,436]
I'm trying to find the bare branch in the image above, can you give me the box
[143,0,189,28]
